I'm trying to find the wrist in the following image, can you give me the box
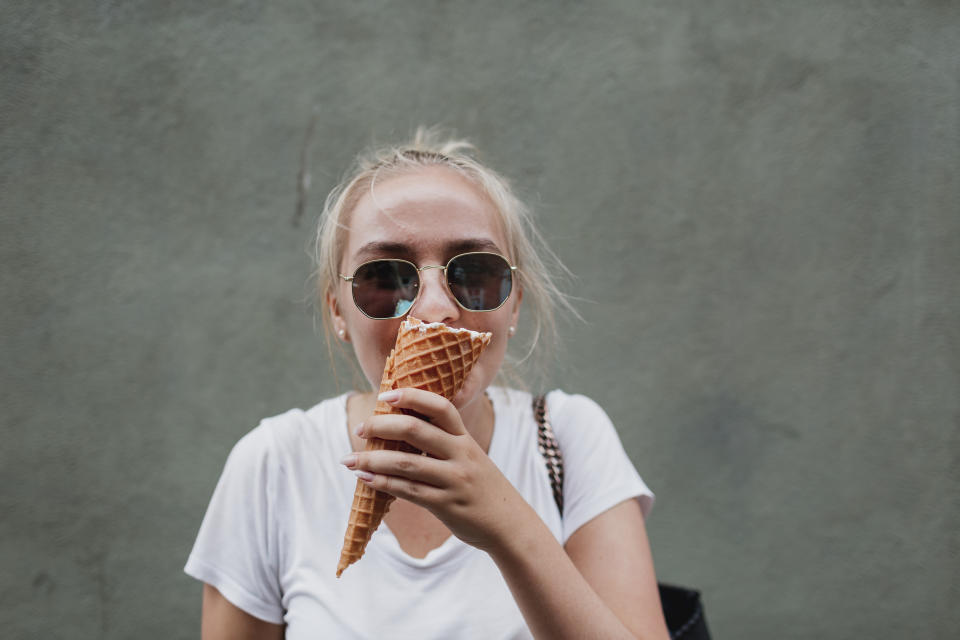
[483,498,551,562]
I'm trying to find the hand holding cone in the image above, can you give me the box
[336,317,492,577]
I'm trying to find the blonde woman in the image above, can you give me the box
[185,130,670,639]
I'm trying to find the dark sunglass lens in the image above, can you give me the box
[447,254,513,311]
[352,260,419,319]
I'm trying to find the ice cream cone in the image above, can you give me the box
[336,317,492,577]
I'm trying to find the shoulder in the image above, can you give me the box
[488,387,620,452]
[486,387,604,412]
[543,389,607,417]
[536,391,655,534]
[541,390,616,442]
[487,386,534,415]
[487,387,613,431]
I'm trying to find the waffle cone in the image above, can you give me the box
[336,317,492,577]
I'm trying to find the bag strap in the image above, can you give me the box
[533,394,564,515]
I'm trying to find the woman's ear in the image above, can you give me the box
[326,290,350,342]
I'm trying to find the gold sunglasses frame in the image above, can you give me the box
[338,251,518,320]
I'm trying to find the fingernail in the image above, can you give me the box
[340,454,357,468]
[354,470,375,482]
[355,422,365,437]
[378,390,401,404]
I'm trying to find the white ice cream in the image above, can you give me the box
[403,317,491,339]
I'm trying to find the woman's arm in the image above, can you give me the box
[201,584,284,640]
[564,499,668,638]
[348,389,670,639]
[486,498,669,640]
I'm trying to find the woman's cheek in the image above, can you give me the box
[453,336,506,408]
[452,366,485,409]
[355,344,389,389]
[356,325,403,384]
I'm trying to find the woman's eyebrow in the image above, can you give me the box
[352,241,413,262]
[445,238,503,255]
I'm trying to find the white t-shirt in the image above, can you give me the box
[184,387,654,639]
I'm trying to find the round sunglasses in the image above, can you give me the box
[339,251,517,320]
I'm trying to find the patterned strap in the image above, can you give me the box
[533,394,565,515]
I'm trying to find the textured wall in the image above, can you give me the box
[2,1,957,638]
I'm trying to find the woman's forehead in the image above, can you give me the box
[344,167,507,258]
[350,237,504,265]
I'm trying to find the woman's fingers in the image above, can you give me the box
[377,388,466,435]
[342,448,451,489]
[358,413,457,459]
[354,469,446,506]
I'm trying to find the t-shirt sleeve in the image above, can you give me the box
[548,391,655,543]
[184,423,284,624]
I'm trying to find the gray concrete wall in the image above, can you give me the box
[2,1,957,638]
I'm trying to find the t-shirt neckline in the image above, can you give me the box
[336,387,506,572]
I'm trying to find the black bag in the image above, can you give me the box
[533,395,711,640]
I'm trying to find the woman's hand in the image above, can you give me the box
[340,388,525,552]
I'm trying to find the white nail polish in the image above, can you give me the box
[378,390,401,403]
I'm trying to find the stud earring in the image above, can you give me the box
[508,326,516,337]
[338,329,346,339]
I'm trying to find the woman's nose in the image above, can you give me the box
[410,268,460,324]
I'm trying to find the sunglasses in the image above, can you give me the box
[339,251,517,320]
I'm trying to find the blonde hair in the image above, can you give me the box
[309,127,576,390]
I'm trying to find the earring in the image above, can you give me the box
[338,329,346,339]
[508,326,516,337]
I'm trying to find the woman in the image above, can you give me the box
[185,130,670,639]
